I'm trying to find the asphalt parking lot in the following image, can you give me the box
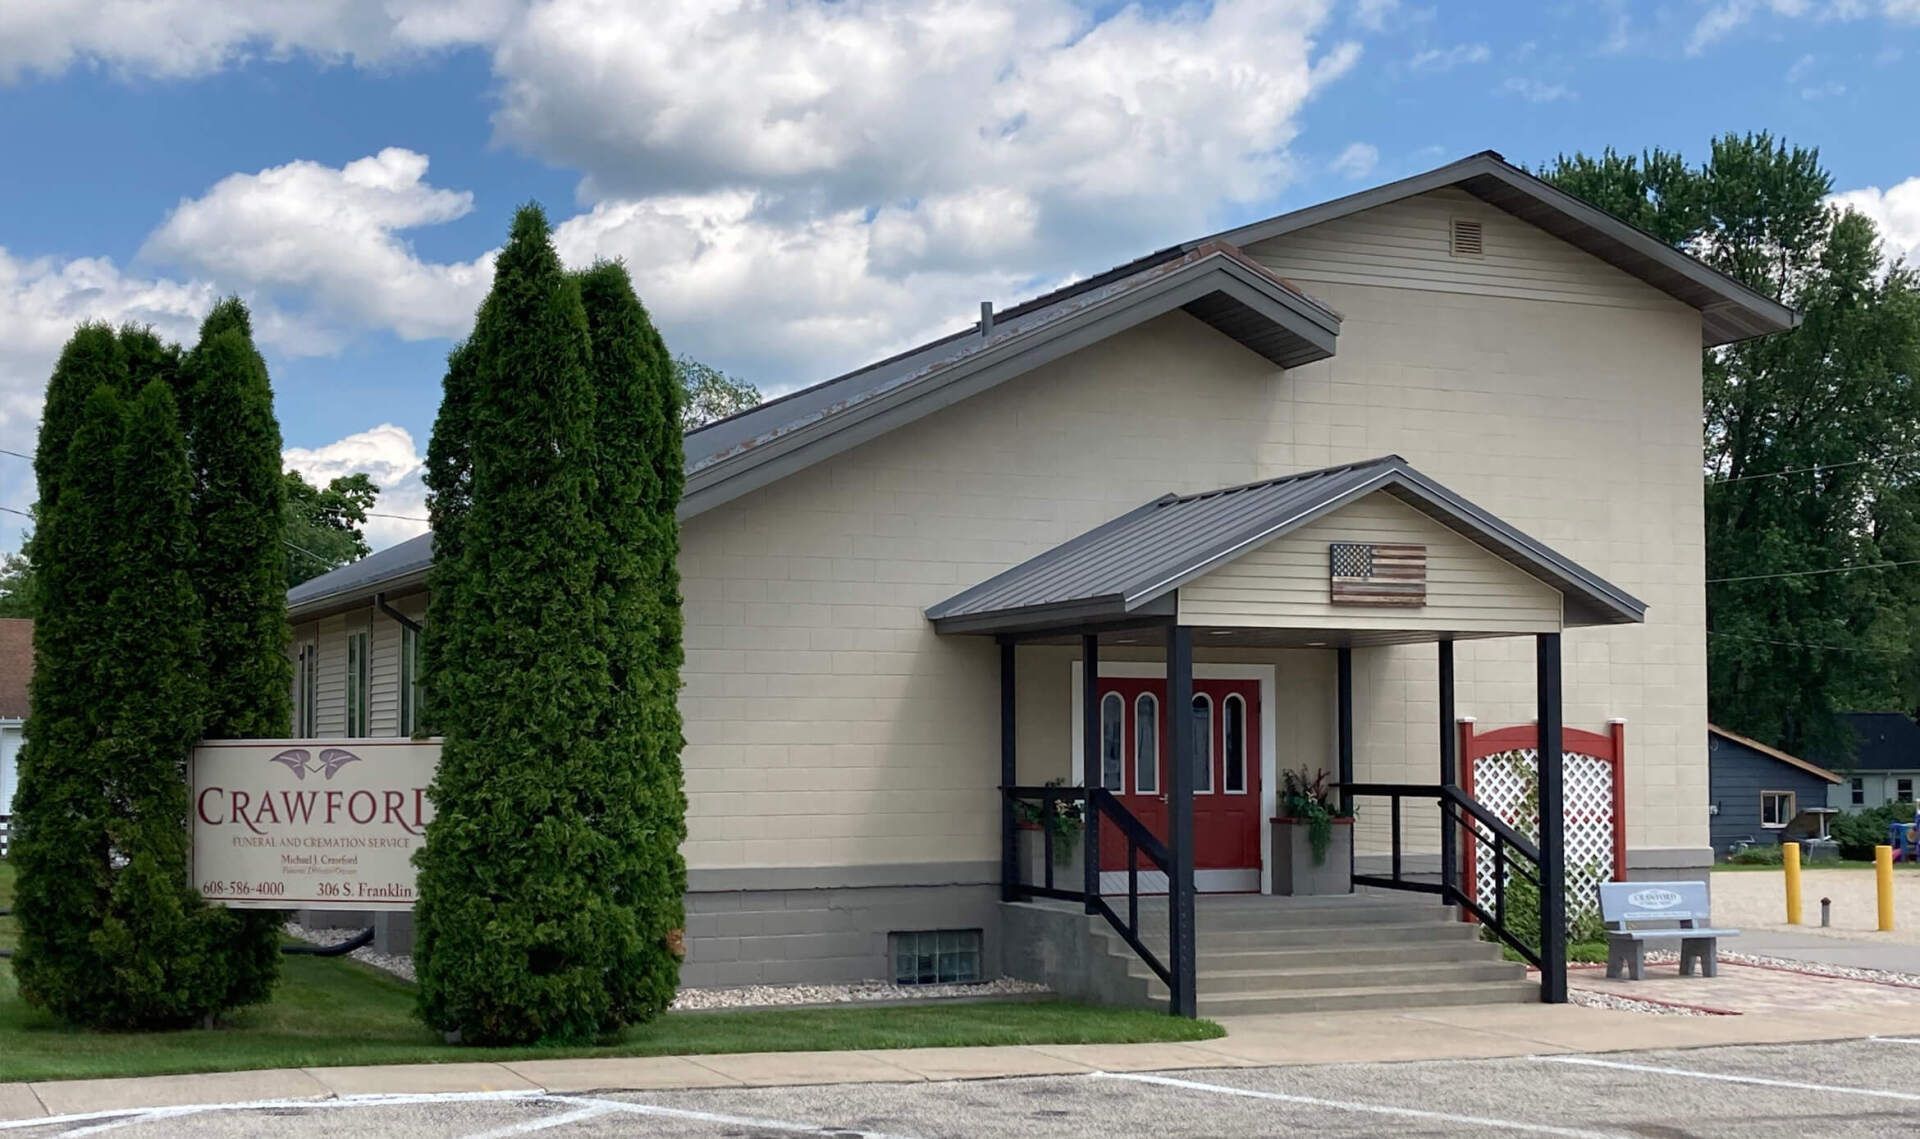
[8,1037,1920,1137]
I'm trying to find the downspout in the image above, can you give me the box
[374,592,422,634]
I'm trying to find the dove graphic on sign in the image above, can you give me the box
[267,747,363,780]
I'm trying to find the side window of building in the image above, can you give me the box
[399,624,421,737]
[1851,777,1865,806]
[346,630,370,737]
[1760,790,1794,829]
[1900,778,1915,804]
[295,641,318,738]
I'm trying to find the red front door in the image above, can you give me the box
[1096,676,1261,878]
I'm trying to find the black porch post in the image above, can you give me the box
[1000,639,1018,903]
[1081,634,1101,913]
[1336,647,1354,816]
[1438,639,1458,901]
[1166,624,1197,1017]
[1536,632,1568,1004]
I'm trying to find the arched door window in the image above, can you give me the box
[1100,691,1124,789]
[1134,693,1159,795]
[1190,693,1214,794]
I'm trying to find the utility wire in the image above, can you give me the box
[1708,630,1907,656]
[365,511,429,522]
[283,538,338,570]
[1706,457,1880,485]
[1707,558,1920,584]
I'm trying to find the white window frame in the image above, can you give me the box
[1133,693,1160,796]
[1899,777,1915,804]
[346,629,370,738]
[1221,692,1249,795]
[1761,789,1795,829]
[1851,777,1865,806]
[1190,693,1215,795]
[295,640,318,738]
[398,624,420,737]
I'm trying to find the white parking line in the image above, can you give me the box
[1872,1035,1920,1044]
[551,1095,921,1137]
[1089,1071,1625,1138]
[457,1102,615,1139]
[1536,1055,1920,1102]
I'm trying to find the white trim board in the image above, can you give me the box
[1070,659,1280,894]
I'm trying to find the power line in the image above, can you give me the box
[1707,558,1920,584]
[365,511,428,522]
[0,506,29,520]
[1706,457,1881,485]
[1708,630,1907,656]
[283,538,338,569]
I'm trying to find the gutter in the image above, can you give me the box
[375,592,422,634]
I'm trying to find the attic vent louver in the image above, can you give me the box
[1450,218,1484,258]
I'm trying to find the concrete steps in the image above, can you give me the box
[1097,896,1537,1016]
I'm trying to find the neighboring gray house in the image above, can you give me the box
[1824,712,1920,811]
[1707,725,1841,856]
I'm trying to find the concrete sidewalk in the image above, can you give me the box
[0,1001,1898,1125]
[1736,928,1920,973]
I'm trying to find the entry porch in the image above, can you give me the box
[924,456,1647,1015]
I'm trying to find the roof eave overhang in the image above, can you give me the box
[679,253,1339,522]
[1208,153,1798,349]
[927,594,1177,638]
[288,568,430,623]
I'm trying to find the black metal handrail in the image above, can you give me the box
[1001,784,1173,990]
[1341,781,1544,970]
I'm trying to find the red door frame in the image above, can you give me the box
[1457,719,1628,897]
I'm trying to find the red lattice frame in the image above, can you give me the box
[1458,721,1627,920]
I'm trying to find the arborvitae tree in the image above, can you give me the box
[12,330,129,1020]
[13,374,239,1027]
[420,340,476,737]
[179,297,289,1007]
[414,205,629,1044]
[577,262,685,1023]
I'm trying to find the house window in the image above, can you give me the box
[1134,693,1159,795]
[1100,692,1123,789]
[889,929,982,985]
[346,630,370,737]
[1222,694,1246,794]
[1900,778,1915,804]
[1851,777,1865,806]
[295,642,318,738]
[1761,790,1796,829]
[399,625,420,737]
[1190,694,1213,794]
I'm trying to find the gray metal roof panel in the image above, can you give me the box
[287,532,433,615]
[926,457,1646,632]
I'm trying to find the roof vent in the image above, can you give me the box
[1449,218,1484,258]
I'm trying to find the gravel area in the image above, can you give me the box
[281,926,1049,1009]
[1710,867,1920,943]
[284,922,416,982]
[1565,987,1709,1015]
[1718,949,1920,987]
[669,977,1049,1010]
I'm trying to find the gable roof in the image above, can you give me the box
[1708,724,1841,784]
[1210,150,1798,348]
[287,533,432,620]
[679,242,1340,519]
[1836,712,1920,772]
[925,455,1645,636]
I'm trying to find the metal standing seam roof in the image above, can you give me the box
[287,532,432,618]
[924,456,1647,634]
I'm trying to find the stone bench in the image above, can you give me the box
[1597,880,1739,981]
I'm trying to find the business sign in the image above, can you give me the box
[190,738,439,911]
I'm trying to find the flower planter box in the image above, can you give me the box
[1017,824,1084,893]
[1269,817,1352,896]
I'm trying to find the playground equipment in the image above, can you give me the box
[1890,821,1917,863]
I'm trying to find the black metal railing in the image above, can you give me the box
[1002,784,1173,990]
[1342,782,1544,970]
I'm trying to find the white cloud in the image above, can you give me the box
[0,0,512,82]
[141,148,494,348]
[1686,0,1918,55]
[283,423,429,550]
[1499,76,1575,102]
[1351,0,1399,32]
[1408,42,1489,72]
[1832,177,1920,268]
[1329,142,1379,180]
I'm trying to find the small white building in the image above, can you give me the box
[0,618,32,855]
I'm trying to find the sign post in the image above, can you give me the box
[189,738,439,910]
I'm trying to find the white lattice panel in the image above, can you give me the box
[1468,748,1616,927]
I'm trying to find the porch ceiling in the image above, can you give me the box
[925,455,1647,638]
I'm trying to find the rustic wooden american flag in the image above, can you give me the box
[1328,542,1427,606]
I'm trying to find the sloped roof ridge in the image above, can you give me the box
[1161,454,1405,506]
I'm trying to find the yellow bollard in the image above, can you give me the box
[1878,845,1896,932]
[1783,842,1803,925]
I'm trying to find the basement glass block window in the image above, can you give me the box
[890,929,983,985]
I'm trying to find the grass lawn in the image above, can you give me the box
[0,863,1221,1083]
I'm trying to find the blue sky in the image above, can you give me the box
[1,0,1917,552]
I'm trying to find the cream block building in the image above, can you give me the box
[286,152,1794,991]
